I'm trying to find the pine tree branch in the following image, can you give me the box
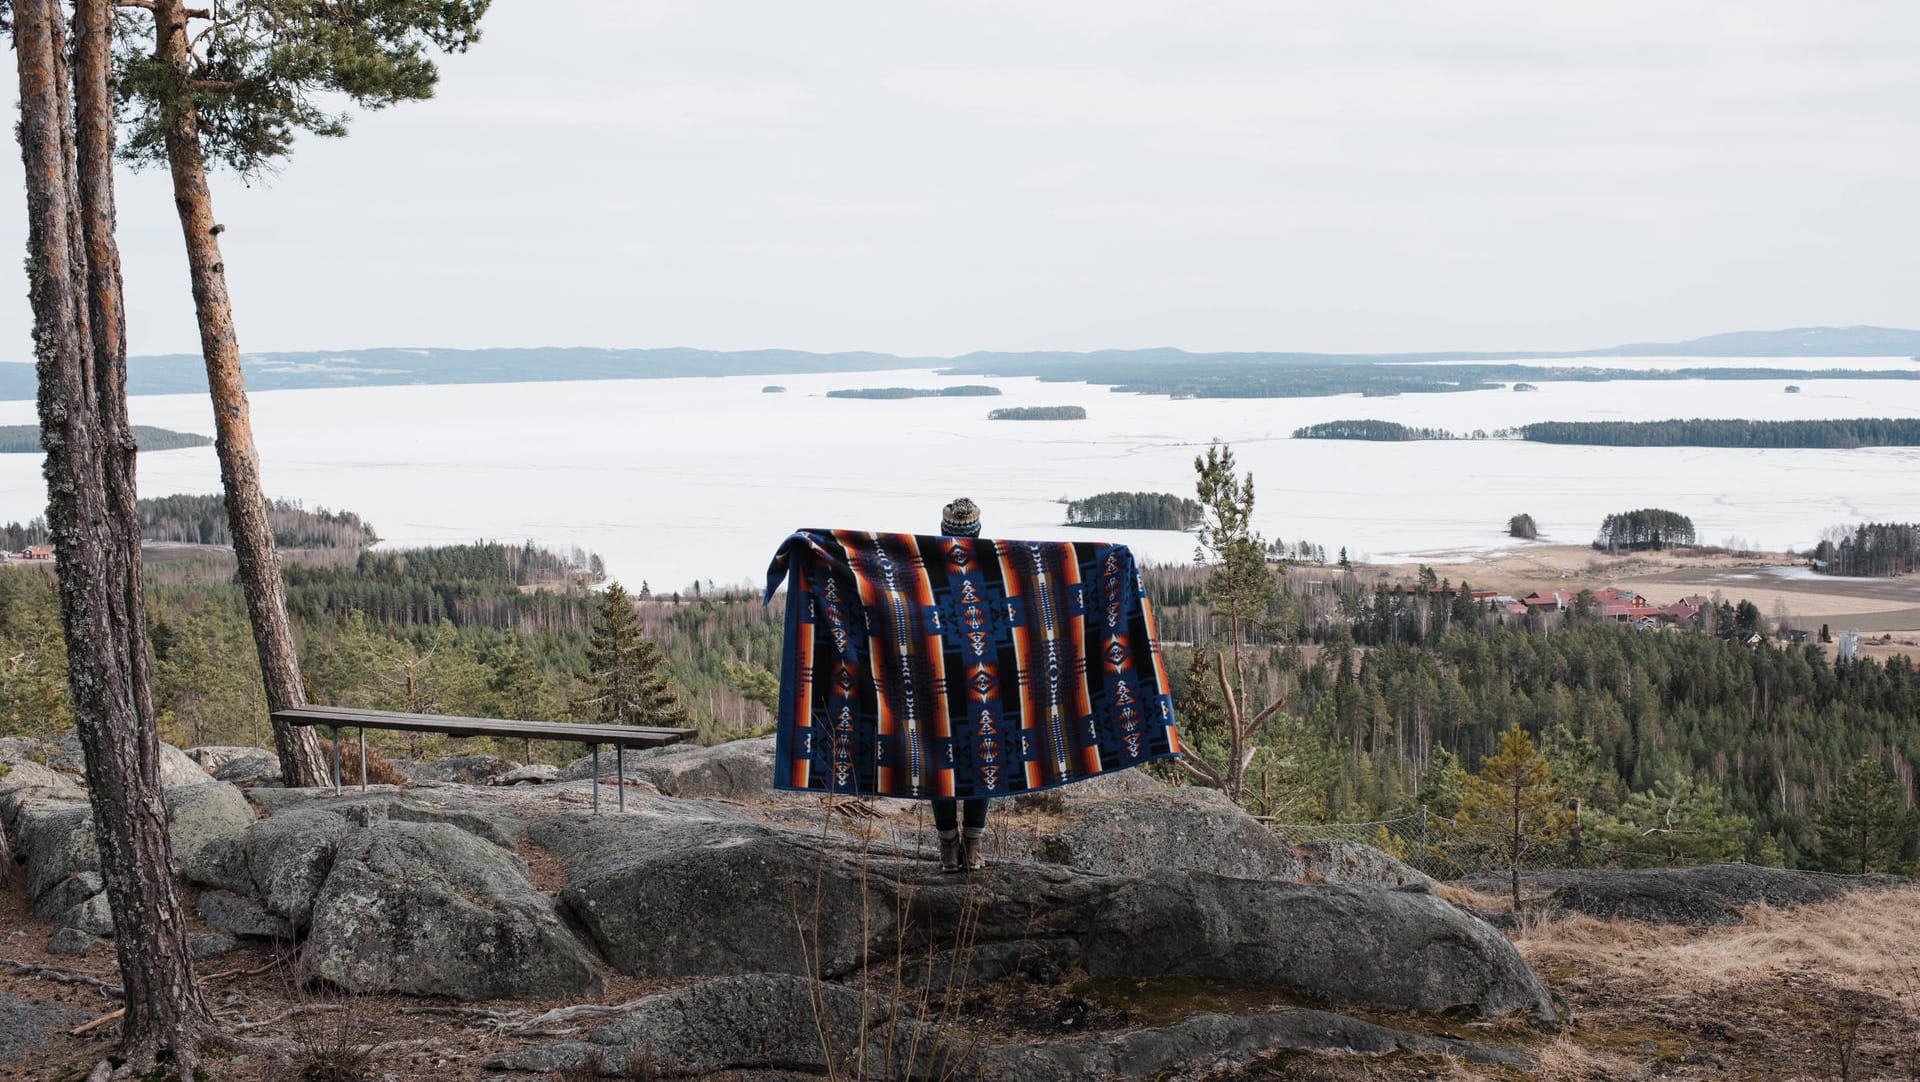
[1173,752,1226,789]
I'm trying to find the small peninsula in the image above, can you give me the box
[988,405,1087,421]
[825,385,1000,400]
[0,424,213,453]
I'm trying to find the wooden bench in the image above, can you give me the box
[273,706,695,813]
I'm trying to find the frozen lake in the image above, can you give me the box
[3,365,1918,590]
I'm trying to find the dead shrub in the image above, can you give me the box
[285,999,373,1082]
[320,737,406,787]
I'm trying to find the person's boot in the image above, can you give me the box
[938,833,963,873]
[961,833,987,871]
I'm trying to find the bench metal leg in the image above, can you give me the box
[591,744,600,815]
[616,745,625,812]
[359,727,368,792]
[331,726,342,796]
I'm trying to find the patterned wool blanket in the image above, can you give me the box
[762,529,1183,799]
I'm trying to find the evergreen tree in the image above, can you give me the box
[110,0,491,789]
[1457,724,1565,909]
[1814,757,1919,875]
[581,583,691,728]
[1592,774,1749,867]
[1416,747,1467,818]
[1184,443,1285,801]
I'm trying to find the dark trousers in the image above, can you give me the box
[932,798,989,836]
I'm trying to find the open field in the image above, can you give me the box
[1370,543,1920,659]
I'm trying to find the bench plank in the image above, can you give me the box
[272,706,694,749]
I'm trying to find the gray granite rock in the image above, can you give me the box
[1297,839,1436,890]
[0,990,86,1067]
[494,764,559,785]
[1456,863,1913,926]
[189,931,238,960]
[47,926,100,956]
[306,820,601,1000]
[196,889,293,940]
[485,974,955,1078]
[634,736,777,801]
[395,754,519,786]
[532,810,1553,1020]
[1033,786,1305,880]
[489,974,1530,1080]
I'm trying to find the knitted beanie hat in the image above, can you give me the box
[941,498,981,537]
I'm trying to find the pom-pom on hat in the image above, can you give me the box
[941,498,981,537]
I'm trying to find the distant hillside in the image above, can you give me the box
[0,424,211,452]
[1591,326,1920,358]
[1,327,1912,400]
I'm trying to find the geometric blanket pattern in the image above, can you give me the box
[763,529,1183,800]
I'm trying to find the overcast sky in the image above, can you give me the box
[3,0,1917,359]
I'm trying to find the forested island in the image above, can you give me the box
[1289,417,1920,449]
[1812,523,1920,577]
[988,405,1086,421]
[0,423,211,452]
[1061,491,1202,531]
[1293,420,1457,440]
[940,355,1920,400]
[761,385,785,393]
[1594,508,1697,550]
[1513,382,1538,392]
[1,495,377,551]
[1517,417,1920,448]
[825,385,1000,399]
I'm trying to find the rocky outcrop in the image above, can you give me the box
[0,990,86,1068]
[530,809,1553,1020]
[1031,786,1305,880]
[395,754,519,786]
[0,759,85,829]
[634,736,777,800]
[1013,766,1163,811]
[1079,874,1543,1016]
[38,728,210,789]
[487,973,1530,1080]
[1297,839,1436,890]
[306,821,601,1000]
[561,737,777,802]
[981,1004,1529,1080]
[197,889,293,940]
[14,781,254,930]
[1461,863,1914,926]
[242,788,523,848]
[495,764,560,785]
[156,780,256,867]
[486,974,958,1079]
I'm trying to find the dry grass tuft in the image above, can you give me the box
[1530,1034,1642,1082]
[1512,888,1920,995]
[1432,883,1509,911]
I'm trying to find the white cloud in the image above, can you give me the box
[0,0,1914,358]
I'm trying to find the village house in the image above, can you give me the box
[21,544,54,560]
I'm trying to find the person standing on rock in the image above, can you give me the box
[764,499,1187,872]
[934,497,991,873]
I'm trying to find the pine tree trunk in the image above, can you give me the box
[1509,781,1522,911]
[150,0,329,788]
[16,0,214,1070]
